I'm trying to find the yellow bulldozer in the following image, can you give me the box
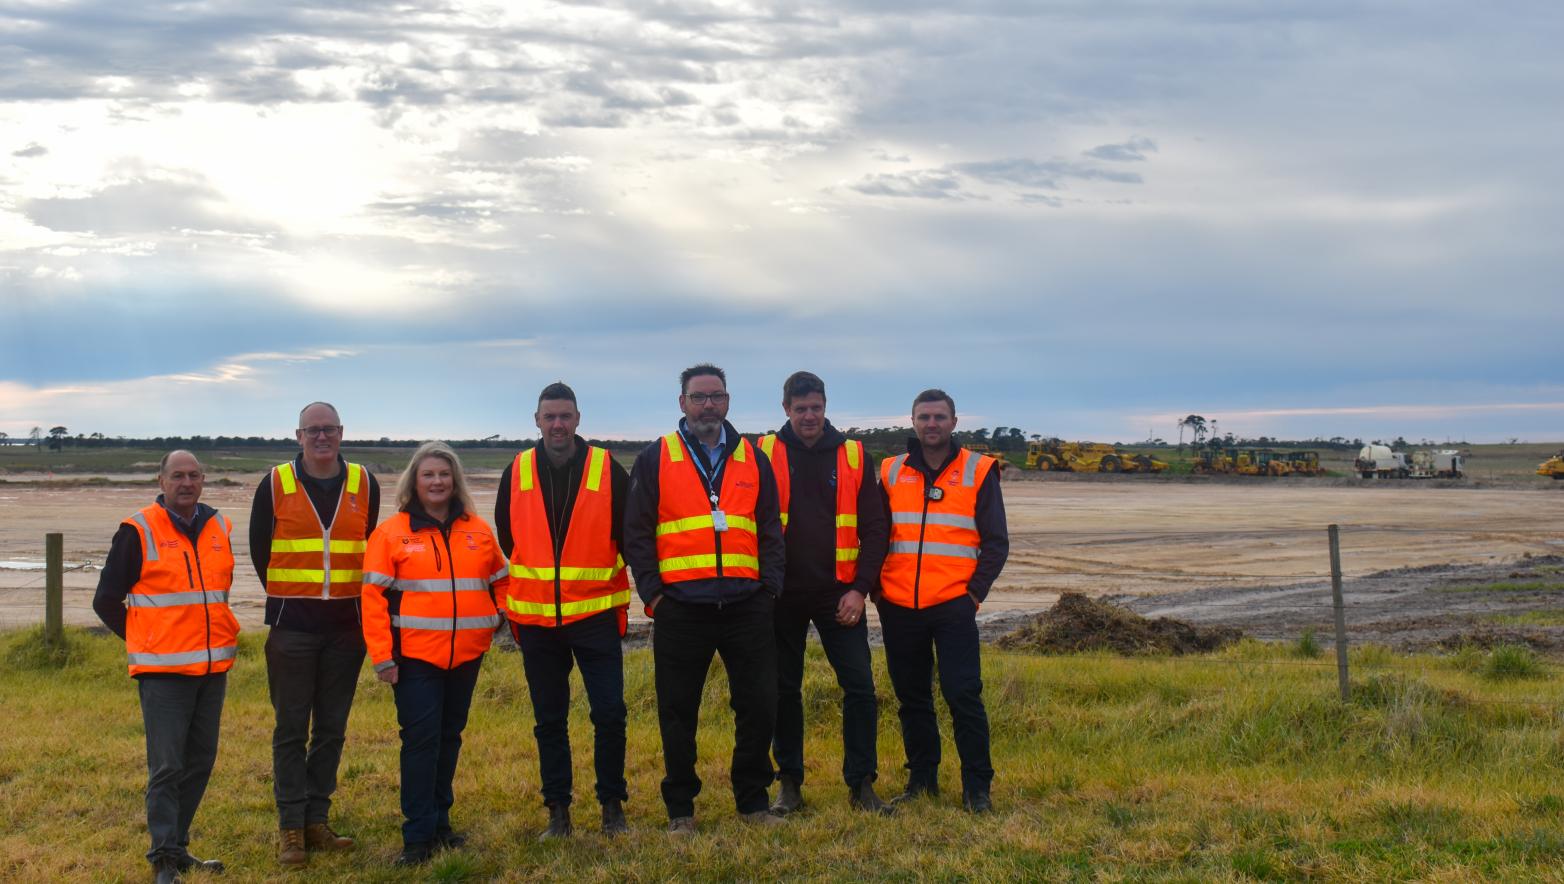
[1026,438,1167,474]
[1539,451,1564,480]
[1193,447,1296,476]
[1284,451,1325,476]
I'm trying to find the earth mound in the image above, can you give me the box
[996,592,1243,655]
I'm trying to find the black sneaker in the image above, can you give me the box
[849,780,896,816]
[394,842,433,866]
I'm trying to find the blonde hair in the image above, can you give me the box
[395,441,478,517]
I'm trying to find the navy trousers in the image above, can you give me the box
[772,589,879,788]
[391,656,482,846]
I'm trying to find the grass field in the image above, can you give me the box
[6,628,1564,881]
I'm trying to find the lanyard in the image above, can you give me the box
[681,429,726,505]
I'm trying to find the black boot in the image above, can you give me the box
[769,776,803,815]
[176,852,224,873]
[962,790,993,814]
[849,779,896,816]
[601,800,628,835]
[539,802,573,840]
[891,780,938,805]
[152,856,183,884]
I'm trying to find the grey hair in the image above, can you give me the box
[158,449,202,476]
[297,401,341,427]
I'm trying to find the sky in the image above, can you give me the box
[1,1,1560,445]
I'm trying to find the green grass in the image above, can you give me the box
[1438,581,1564,593]
[4,629,1564,880]
[1485,610,1564,627]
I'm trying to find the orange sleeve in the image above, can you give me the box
[360,522,397,671]
[487,532,510,615]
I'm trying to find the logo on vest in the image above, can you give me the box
[160,539,181,550]
[464,533,479,551]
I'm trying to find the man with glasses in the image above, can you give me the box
[248,401,381,867]
[623,363,786,833]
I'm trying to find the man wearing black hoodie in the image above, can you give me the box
[758,371,891,816]
[623,363,786,833]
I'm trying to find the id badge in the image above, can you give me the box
[712,509,728,532]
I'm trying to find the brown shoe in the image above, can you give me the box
[667,815,696,836]
[278,828,307,867]
[740,809,784,827]
[305,822,354,851]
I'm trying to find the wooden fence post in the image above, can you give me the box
[45,532,64,647]
[1328,524,1350,702]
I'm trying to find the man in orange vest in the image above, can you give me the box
[624,363,787,833]
[877,389,1008,814]
[248,401,380,867]
[495,382,632,839]
[94,450,241,884]
[759,371,892,816]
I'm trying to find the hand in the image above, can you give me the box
[835,590,866,626]
[647,595,661,615]
[376,665,399,685]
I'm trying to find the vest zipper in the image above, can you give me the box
[438,526,457,669]
[914,492,929,609]
[186,542,214,675]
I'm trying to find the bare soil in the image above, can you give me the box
[3,471,1562,651]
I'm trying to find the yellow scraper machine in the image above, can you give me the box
[1539,451,1564,480]
[1025,438,1168,474]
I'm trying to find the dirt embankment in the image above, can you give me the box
[996,592,1242,655]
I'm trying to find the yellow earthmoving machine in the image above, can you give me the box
[1539,451,1564,480]
[1284,451,1325,476]
[1194,448,1291,476]
[1190,447,1235,474]
[1026,439,1167,473]
[965,443,1013,476]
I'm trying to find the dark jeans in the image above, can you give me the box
[877,594,993,796]
[391,656,483,846]
[652,591,778,818]
[139,673,226,864]
[773,589,878,788]
[265,626,366,828]
[512,610,628,807]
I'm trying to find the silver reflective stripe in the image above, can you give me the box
[887,541,978,559]
[127,645,238,667]
[127,590,229,608]
[363,571,396,588]
[391,613,503,631]
[891,512,977,530]
[131,512,158,562]
[392,578,490,593]
[961,451,980,487]
[489,567,508,585]
[886,454,908,486]
[373,659,397,673]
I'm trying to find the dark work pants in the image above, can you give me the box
[877,594,993,796]
[652,592,778,818]
[772,589,878,788]
[139,672,226,864]
[512,610,629,808]
[265,626,366,828]
[391,656,482,847]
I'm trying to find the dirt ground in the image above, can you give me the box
[3,471,1562,650]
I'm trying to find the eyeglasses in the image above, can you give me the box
[300,425,343,438]
[685,393,730,406]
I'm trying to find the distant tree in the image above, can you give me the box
[972,428,990,444]
[1179,415,1207,447]
[30,426,42,448]
[1007,427,1025,451]
[0,431,7,446]
[48,425,67,451]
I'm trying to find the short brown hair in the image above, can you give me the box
[782,371,825,407]
[911,388,955,416]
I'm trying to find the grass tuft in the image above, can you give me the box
[2,626,92,670]
[1481,644,1546,680]
[1295,628,1322,658]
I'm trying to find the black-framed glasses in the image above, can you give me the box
[300,425,343,438]
[685,393,730,405]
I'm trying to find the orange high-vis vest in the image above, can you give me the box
[503,446,630,627]
[122,504,241,677]
[654,432,761,584]
[361,511,508,672]
[757,434,864,584]
[265,460,369,599]
[879,448,995,609]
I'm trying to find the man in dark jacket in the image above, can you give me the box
[623,363,786,834]
[759,371,892,815]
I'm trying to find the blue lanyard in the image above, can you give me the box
[681,425,726,502]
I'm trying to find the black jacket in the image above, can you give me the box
[883,440,1009,603]
[94,495,221,642]
[624,419,785,607]
[493,436,630,560]
[248,454,381,633]
[771,421,887,600]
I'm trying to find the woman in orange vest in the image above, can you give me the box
[361,442,507,866]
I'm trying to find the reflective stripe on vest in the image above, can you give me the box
[757,433,863,583]
[504,445,629,627]
[879,448,992,609]
[391,613,504,631]
[654,433,761,583]
[122,503,241,677]
[266,461,370,600]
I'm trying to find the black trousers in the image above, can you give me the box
[139,672,226,864]
[772,589,878,788]
[264,627,366,828]
[652,591,777,818]
[877,594,993,795]
[512,610,628,808]
[391,656,482,846]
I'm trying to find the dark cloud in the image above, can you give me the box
[11,143,47,158]
[1084,136,1157,162]
[24,176,270,236]
[849,170,965,199]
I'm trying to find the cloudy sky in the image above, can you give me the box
[2,1,1560,444]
